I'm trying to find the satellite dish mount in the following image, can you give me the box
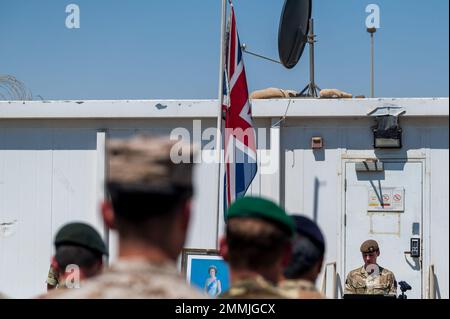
[298,18,320,97]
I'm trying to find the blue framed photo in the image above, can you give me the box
[181,248,230,297]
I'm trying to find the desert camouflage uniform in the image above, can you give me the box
[42,259,206,299]
[279,279,325,299]
[37,277,77,298]
[345,265,397,295]
[221,276,289,299]
[46,266,59,287]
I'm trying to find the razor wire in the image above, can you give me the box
[0,75,33,100]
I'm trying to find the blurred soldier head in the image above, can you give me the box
[360,239,380,266]
[220,196,294,285]
[51,222,107,286]
[283,215,326,284]
[102,134,195,262]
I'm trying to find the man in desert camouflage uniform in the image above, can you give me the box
[345,239,397,296]
[219,196,295,299]
[279,215,326,299]
[47,134,204,299]
[46,265,59,290]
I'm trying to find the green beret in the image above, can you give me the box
[54,222,108,256]
[226,197,295,236]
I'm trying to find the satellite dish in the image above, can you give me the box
[278,0,312,69]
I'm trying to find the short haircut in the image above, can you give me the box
[284,235,324,279]
[107,183,191,244]
[107,182,192,221]
[226,217,291,270]
[55,245,102,271]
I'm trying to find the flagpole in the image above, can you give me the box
[215,0,227,249]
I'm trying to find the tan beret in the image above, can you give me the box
[360,240,379,253]
[107,134,196,193]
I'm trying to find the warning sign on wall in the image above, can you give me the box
[367,187,405,212]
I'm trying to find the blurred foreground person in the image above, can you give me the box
[46,135,203,298]
[219,197,294,298]
[279,215,326,299]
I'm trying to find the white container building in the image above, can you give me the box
[0,97,448,299]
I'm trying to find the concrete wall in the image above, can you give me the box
[0,98,448,298]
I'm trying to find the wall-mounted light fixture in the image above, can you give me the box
[311,136,323,149]
[368,106,405,149]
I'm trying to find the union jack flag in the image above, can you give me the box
[223,3,257,213]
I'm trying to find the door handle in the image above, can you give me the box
[404,238,420,258]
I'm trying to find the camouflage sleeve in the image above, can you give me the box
[344,274,356,294]
[46,266,59,286]
[388,273,397,295]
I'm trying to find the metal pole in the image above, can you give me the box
[367,27,376,98]
[309,19,316,97]
[371,33,374,98]
[215,0,227,249]
[429,264,436,299]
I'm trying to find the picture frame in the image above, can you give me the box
[181,248,230,297]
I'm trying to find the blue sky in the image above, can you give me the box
[0,0,448,100]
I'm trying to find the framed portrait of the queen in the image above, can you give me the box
[181,248,230,297]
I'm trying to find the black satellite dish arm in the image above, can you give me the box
[241,44,282,65]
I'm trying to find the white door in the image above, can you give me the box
[344,161,423,299]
